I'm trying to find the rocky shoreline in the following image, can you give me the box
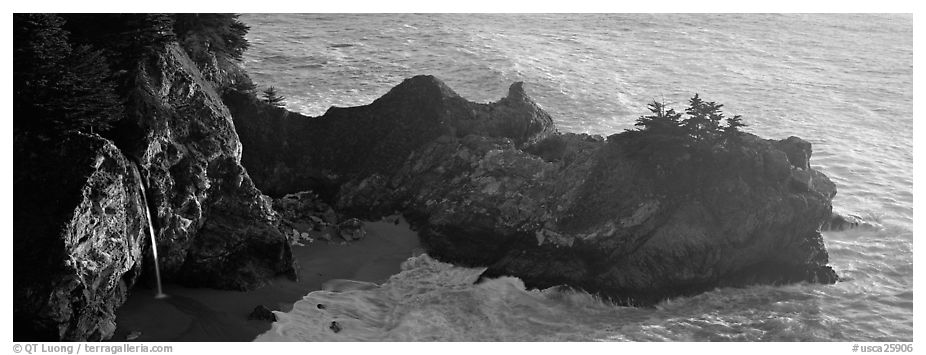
[15,35,839,340]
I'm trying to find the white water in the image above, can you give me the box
[134,165,166,299]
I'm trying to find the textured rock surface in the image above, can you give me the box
[126,44,295,290]
[14,43,296,341]
[226,75,556,199]
[229,76,839,306]
[273,191,340,244]
[14,133,148,341]
[335,130,838,304]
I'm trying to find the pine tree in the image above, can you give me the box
[262,87,286,107]
[682,94,728,142]
[682,94,710,141]
[14,13,123,136]
[723,114,747,142]
[635,100,682,135]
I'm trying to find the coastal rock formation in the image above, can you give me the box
[15,43,295,340]
[125,44,295,290]
[225,75,556,199]
[13,133,148,340]
[229,76,839,305]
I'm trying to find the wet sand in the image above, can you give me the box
[112,217,422,342]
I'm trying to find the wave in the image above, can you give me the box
[256,254,633,341]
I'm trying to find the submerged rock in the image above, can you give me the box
[329,321,342,333]
[229,76,840,306]
[822,212,880,231]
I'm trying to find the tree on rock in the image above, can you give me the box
[723,114,747,142]
[627,93,748,149]
[634,100,683,135]
[682,93,726,142]
[262,87,286,107]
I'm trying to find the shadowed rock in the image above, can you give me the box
[14,133,147,341]
[227,77,840,306]
[225,75,555,200]
[247,305,277,322]
[15,43,295,341]
[125,44,295,290]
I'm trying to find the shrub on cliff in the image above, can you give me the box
[173,14,250,63]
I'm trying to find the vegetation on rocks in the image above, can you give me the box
[632,94,748,146]
[14,13,252,141]
[262,86,286,107]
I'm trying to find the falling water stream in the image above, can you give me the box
[133,164,166,299]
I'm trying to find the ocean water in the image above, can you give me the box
[240,14,913,341]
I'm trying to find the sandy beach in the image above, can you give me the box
[112,217,422,342]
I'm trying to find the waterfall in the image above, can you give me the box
[133,163,167,299]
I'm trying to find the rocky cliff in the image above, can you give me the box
[125,44,294,290]
[230,76,838,306]
[14,134,148,340]
[225,76,555,200]
[14,43,295,341]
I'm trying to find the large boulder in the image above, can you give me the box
[14,133,148,341]
[229,77,839,306]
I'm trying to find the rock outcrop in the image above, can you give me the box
[225,75,556,199]
[14,133,148,340]
[271,191,367,244]
[125,44,295,290]
[15,43,295,340]
[230,76,839,305]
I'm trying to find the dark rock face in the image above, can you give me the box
[14,43,296,341]
[14,133,148,341]
[229,76,839,306]
[247,305,277,322]
[226,75,555,199]
[127,44,295,290]
[335,132,838,304]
